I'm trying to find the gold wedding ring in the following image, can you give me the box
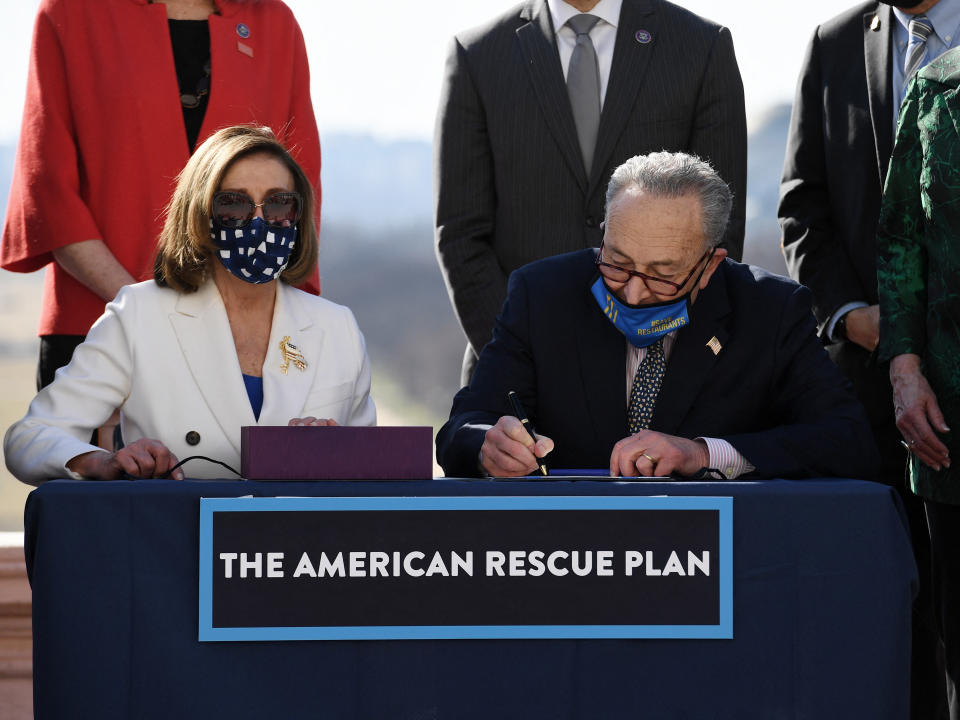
[642,453,659,464]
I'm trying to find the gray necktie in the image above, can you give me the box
[566,14,601,176]
[904,15,933,92]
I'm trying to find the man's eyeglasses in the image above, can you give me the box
[212,191,303,229]
[595,239,714,297]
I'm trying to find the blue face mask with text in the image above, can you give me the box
[210,217,297,284]
[590,276,691,348]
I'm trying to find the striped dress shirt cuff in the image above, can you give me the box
[698,437,754,480]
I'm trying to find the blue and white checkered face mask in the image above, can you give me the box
[210,216,297,284]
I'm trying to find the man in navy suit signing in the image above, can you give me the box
[437,152,877,480]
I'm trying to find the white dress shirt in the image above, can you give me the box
[547,0,623,108]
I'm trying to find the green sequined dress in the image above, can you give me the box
[878,47,960,504]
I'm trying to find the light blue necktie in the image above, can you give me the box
[904,15,933,92]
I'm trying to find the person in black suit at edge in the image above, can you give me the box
[438,152,877,484]
[434,0,747,387]
[778,1,954,715]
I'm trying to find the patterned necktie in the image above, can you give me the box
[628,338,666,434]
[904,15,933,92]
[566,13,601,176]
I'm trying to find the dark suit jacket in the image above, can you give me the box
[434,0,747,379]
[777,3,904,484]
[436,251,878,480]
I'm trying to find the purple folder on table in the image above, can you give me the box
[240,426,433,480]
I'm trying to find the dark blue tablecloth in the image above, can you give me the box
[24,478,915,719]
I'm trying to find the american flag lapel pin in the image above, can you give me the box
[706,336,722,356]
[279,335,307,375]
[236,22,253,57]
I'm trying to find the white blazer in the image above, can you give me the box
[4,280,376,484]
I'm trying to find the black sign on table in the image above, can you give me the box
[199,495,733,640]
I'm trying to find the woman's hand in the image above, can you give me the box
[66,438,184,480]
[890,353,951,470]
[288,417,339,427]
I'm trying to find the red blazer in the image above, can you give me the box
[1,0,321,336]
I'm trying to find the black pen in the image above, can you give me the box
[507,390,549,476]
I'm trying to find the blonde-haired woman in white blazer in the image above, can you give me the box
[5,126,376,485]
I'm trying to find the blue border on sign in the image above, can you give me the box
[198,495,733,641]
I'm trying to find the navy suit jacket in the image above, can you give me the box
[436,250,878,479]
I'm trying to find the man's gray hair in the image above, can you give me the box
[604,152,732,248]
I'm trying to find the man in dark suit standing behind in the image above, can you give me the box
[778,1,956,715]
[435,0,747,386]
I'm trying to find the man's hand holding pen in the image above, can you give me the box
[480,415,554,477]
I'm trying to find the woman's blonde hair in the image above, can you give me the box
[154,125,317,292]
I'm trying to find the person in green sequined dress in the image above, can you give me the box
[878,45,960,716]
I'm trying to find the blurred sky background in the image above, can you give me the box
[1,0,850,144]
[0,0,859,531]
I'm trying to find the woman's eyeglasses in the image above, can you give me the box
[212,191,302,229]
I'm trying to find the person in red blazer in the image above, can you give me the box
[1,0,321,388]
